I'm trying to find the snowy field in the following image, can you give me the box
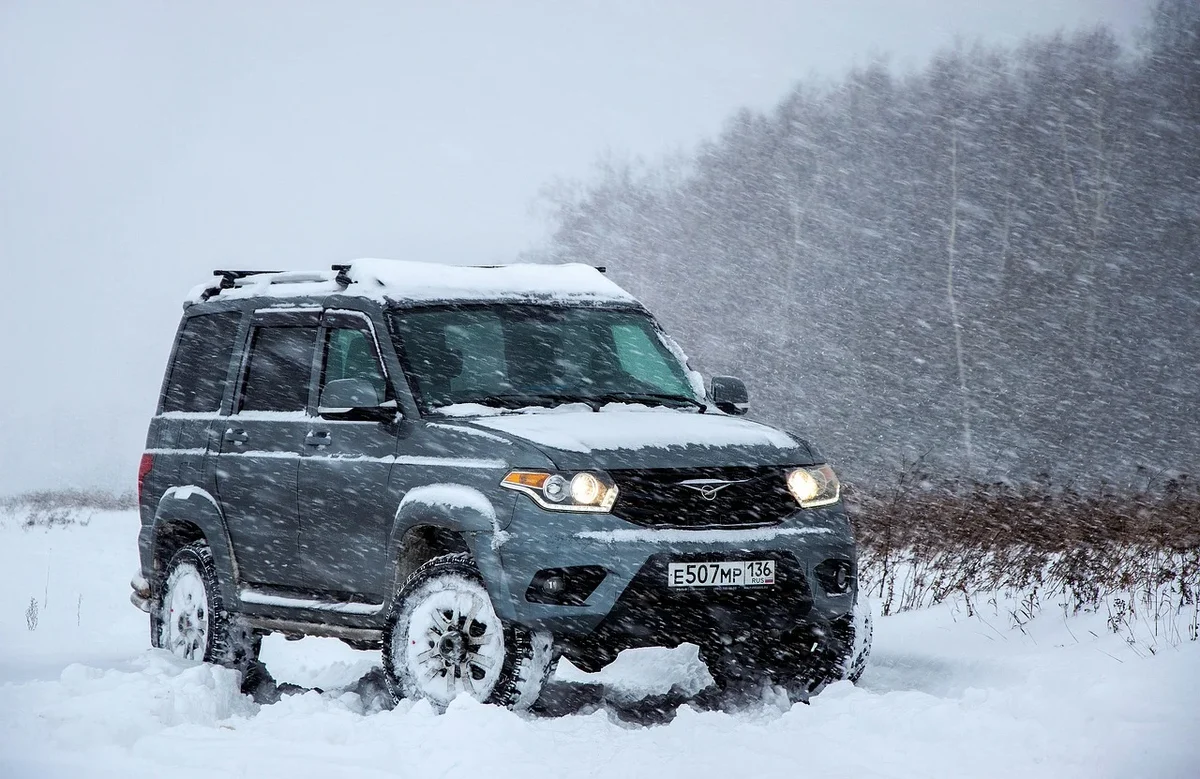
[1,511,1197,779]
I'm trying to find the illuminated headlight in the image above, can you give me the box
[786,464,841,508]
[501,470,619,513]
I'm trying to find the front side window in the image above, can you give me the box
[162,312,241,413]
[318,326,388,401]
[237,326,318,412]
[388,305,697,412]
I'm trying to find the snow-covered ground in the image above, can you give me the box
[1,511,1196,779]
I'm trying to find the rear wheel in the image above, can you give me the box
[383,553,552,710]
[155,542,260,676]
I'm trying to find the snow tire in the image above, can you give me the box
[701,597,873,699]
[155,541,260,678]
[383,552,552,711]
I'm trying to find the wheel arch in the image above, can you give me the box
[386,484,508,609]
[151,486,239,606]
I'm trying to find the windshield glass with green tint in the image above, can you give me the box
[388,305,699,412]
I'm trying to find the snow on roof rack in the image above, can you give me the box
[188,260,632,307]
[200,270,282,301]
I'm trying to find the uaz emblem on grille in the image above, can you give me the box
[678,478,748,501]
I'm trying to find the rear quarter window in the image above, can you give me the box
[162,312,241,413]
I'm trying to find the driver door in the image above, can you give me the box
[297,310,399,600]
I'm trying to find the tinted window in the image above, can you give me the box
[162,312,241,413]
[319,327,388,401]
[238,326,318,412]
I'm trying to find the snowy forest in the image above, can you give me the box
[535,0,1198,490]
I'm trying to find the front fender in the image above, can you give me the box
[386,483,514,610]
[150,486,239,605]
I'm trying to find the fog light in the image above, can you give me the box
[525,566,608,605]
[815,559,854,595]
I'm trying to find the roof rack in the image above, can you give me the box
[201,270,284,301]
[330,264,353,288]
[194,261,614,304]
[213,269,283,279]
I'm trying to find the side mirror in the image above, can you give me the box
[710,375,749,416]
[318,378,395,421]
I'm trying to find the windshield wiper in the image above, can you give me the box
[590,392,707,411]
[460,391,706,413]
[466,393,595,410]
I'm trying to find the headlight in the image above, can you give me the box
[501,470,619,513]
[786,464,840,508]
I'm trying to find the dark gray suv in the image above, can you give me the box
[131,259,871,709]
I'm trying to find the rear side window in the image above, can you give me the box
[237,326,319,412]
[162,312,241,413]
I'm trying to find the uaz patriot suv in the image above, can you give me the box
[131,259,871,708]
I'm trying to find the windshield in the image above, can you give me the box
[388,304,700,413]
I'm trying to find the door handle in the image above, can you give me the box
[305,430,332,447]
[224,428,249,444]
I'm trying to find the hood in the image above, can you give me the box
[455,407,818,470]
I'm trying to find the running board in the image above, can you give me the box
[238,587,385,616]
[242,616,383,643]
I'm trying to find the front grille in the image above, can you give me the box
[609,466,798,529]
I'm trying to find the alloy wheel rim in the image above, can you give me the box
[402,583,505,703]
[162,564,209,660]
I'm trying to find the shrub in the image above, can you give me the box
[0,488,135,528]
[847,469,1200,649]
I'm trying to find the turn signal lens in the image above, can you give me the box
[502,471,549,489]
[786,464,840,508]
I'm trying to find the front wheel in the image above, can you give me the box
[383,553,552,710]
[781,597,874,696]
[702,597,874,698]
[154,541,260,674]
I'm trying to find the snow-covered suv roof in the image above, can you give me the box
[186,258,639,307]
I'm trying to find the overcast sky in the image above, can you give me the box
[0,0,1147,495]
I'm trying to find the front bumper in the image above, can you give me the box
[471,497,858,643]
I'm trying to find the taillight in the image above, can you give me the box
[137,454,154,505]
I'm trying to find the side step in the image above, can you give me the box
[242,616,383,643]
[239,587,385,616]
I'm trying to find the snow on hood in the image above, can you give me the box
[469,407,803,461]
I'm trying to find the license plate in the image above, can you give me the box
[667,560,775,588]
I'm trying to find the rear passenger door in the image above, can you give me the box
[298,310,398,600]
[214,310,319,589]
